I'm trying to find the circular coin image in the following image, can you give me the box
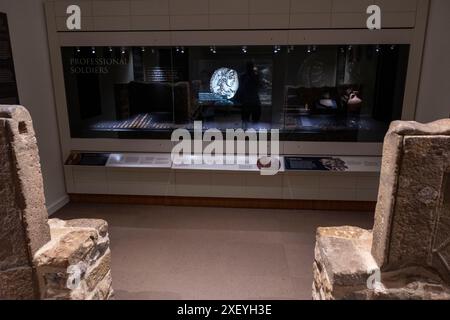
[210,67,239,99]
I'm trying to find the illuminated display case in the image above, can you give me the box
[61,44,409,142]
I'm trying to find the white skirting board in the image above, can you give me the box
[47,194,70,216]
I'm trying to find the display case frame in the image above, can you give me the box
[45,2,429,160]
[43,0,430,203]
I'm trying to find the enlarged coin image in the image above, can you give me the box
[210,67,239,99]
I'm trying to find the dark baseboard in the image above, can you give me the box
[68,194,376,212]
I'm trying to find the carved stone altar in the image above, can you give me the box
[0,105,113,299]
[313,119,450,300]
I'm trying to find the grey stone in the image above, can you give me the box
[314,119,450,300]
[0,105,51,255]
[1,106,113,300]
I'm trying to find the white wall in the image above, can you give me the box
[415,0,450,122]
[0,0,68,214]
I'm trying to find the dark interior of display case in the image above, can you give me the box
[61,44,409,142]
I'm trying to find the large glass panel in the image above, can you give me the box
[61,44,409,142]
[283,45,409,141]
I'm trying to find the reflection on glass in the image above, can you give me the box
[61,45,409,142]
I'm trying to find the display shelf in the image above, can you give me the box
[65,151,380,173]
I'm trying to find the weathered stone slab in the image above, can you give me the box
[313,226,378,299]
[371,119,450,285]
[34,219,113,300]
[314,119,450,300]
[1,106,113,300]
[0,105,50,255]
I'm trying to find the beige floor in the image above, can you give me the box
[54,203,373,300]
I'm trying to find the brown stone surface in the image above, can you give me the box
[65,219,109,237]
[313,226,378,299]
[315,119,450,300]
[371,119,450,284]
[0,121,30,272]
[0,105,51,255]
[34,229,98,269]
[388,119,450,136]
[0,105,51,299]
[34,220,113,300]
[1,106,113,300]
[0,266,35,299]
[371,129,403,268]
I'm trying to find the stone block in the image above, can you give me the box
[1,106,51,255]
[315,119,450,300]
[34,229,98,269]
[371,119,450,284]
[1,106,113,300]
[34,219,113,300]
[313,226,378,299]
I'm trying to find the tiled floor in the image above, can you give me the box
[54,203,373,300]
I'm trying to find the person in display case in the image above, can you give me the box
[237,61,262,123]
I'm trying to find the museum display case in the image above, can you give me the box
[61,44,409,142]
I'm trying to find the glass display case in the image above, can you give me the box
[61,44,409,142]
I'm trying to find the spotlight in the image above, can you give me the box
[76,47,81,53]
[348,45,353,51]
[91,47,96,54]
[307,46,312,54]
[375,45,381,53]
[108,46,113,52]
[312,45,317,52]
[180,46,185,54]
[210,46,217,54]
[390,44,396,50]
[274,45,281,54]
[141,47,146,52]
[242,46,247,54]
[340,46,345,53]
[121,47,126,54]
[287,45,294,53]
